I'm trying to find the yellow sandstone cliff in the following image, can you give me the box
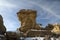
[51,24,60,34]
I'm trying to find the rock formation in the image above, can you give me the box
[17,9,41,33]
[0,15,6,34]
[45,24,54,30]
[17,9,60,39]
[51,24,60,38]
[51,24,60,34]
[43,35,51,40]
[17,9,55,37]
[0,15,6,40]
[6,31,20,40]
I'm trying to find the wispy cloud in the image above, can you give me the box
[26,1,60,19]
[0,0,17,8]
[0,0,20,31]
[23,0,60,26]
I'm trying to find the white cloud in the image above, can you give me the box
[0,0,17,8]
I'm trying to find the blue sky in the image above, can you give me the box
[0,0,60,31]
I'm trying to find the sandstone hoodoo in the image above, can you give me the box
[17,9,41,33]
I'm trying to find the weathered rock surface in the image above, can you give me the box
[45,24,54,30]
[0,15,6,34]
[51,24,60,34]
[0,15,6,40]
[6,31,20,40]
[17,9,41,33]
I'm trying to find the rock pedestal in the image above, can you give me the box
[17,9,41,33]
